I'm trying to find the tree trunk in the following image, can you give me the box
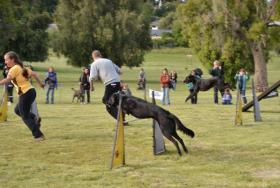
[250,42,268,92]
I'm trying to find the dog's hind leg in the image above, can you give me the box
[185,95,192,102]
[185,88,199,102]
[172,132,188,154]
[162,130,182,156]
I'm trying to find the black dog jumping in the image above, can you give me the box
[108,93,195,156]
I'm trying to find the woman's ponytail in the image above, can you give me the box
[5,51,29,79]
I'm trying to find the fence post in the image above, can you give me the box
[251,79,262,122]
[110,94,125,169]
[235,81,243,126]
[152,91,166,155]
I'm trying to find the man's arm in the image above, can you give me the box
[89,64,98,91]
[89,63,99,81]
[90,80,94,91]
[113,64,122,75]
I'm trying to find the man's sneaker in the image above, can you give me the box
[34,136,45,142]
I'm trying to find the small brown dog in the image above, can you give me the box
[71,88,84,103]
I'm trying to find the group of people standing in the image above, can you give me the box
[156,61,249,106]
[186,60,249,105]
[210,60,249,105]
[137,67,178,105]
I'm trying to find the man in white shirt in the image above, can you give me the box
[89,50,122,119]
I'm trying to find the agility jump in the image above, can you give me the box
[110,91,166,169]
[110,94,125,169]
[0,86,8,122]
[242,80,280,112]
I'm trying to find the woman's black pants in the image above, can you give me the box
[14,89,44,138]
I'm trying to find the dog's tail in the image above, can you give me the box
[173,115,195,138]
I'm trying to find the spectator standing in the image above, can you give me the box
[186,70,201,104]
[137,68,146,90]
[45,66,58,104]
[160,68,170,105]
[79,67,91,103]
[169,70,178,91]
[2,65,14,105]
[209,60,224,104]
[234,68,250,104]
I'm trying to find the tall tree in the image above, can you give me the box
[178,0,280,91]
[52,0,153,67]
[0,0,16,58]
[0,0,52,62]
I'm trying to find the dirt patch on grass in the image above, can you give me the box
[252,169,280,179]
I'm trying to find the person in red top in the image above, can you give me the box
[160,68,170,105]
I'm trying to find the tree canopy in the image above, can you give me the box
[178,0,280,91]
[51,0,153,67]
[0,0,53,62]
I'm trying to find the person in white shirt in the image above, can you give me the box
[89,50,122,120]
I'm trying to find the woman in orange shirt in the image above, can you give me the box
[0,51,45,141]
[160,68,170,105]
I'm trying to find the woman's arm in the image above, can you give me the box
[30,71,44,88]
[0,75,12,85]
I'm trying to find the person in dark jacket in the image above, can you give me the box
[137,68,146,90]
[45,66,58,104]
[185,70,201,104]
[169,70,178,91]
[209,60,224,104]
[3,65,14,105]
[79,67,91,103]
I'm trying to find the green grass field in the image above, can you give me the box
[0,48,279,188]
